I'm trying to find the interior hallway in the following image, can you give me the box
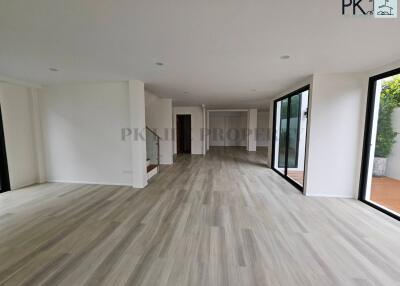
[0,147,399,286]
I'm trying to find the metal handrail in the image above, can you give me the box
[146,126,161,139]
[146,126,160,172]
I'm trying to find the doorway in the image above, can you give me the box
[272,86,309,191]
[176,114,191,154]
[359,67,400,220]
[0,105,10,193]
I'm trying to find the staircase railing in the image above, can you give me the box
[146,127,160,173]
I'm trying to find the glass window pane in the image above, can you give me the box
[274,99,287,174]
[365,75,400,216]
[278,99,288,168]
[287,94,300,168]
[287,91,309,187]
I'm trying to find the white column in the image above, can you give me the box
[30,88,46,183]
[247,109,257,152]
[268,100,274,166]
[161,98,173,165]
[206,111,210,151]
[129,80,148,188]
[202,104,206,155]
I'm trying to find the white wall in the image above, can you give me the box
[209,111,247,147]
[173,106,204,155]
[145,91,173,164]
[257,111,269,147]
[306,73,365,198]
[39,82,133,186]
[386,107,400,180]
[209,112,225,146]
[0,82,39,189]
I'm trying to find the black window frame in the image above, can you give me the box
[359,67,400,221]
[271,85,310,192]
[0,105,10,193]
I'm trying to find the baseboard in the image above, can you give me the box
[305,193,355,199]
[12,182,38,191]
[47,179,132,187]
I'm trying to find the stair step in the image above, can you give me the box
[147,164,158,173]
[147,164,158,180]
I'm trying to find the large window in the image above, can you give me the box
[272,86,309,191]
[360,68,400,220]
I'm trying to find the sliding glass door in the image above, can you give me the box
[272,86,309,191]
[360,68,400,220]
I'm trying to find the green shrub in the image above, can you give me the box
[375,76,400,158]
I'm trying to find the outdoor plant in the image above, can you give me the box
[375,76,400,157]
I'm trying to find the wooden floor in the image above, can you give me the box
[1,147,400,286]
[371,176,400,214]
[287,170,304,186]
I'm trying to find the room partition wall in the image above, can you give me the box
[272,86,309,191]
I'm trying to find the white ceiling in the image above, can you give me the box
[1,0,400,107]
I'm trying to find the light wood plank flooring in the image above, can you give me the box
[0,147,400,286]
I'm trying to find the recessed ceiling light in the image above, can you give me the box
[49,68,59,72]
[251,89,257,92]
[155,62,164,66]
[280,55,290,60]
[184,91,189,94]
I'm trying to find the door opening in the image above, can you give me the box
[0,105,10,193]
[177,115,192,154]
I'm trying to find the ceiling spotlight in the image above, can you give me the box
[280,55,290,60]
[155,62,164,66]
[251,89,257,92]
[49,68,59,72]
[184,91,189,94]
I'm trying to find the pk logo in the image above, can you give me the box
[342,0,397,18]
